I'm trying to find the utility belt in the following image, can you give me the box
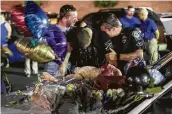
[144,38,155,42]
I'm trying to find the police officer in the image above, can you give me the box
[120,5,141,29]
[111,27,145,74]
[138,8,159,65]
[90,13,144,75]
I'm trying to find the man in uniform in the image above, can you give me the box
[111,27,145,74]
[100,13,145,74]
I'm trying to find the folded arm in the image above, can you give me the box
[119,49,143,61]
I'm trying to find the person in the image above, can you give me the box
[66,22,98,67]
[1,11,12,94]
[120,5,141,29]
[12,4,39,77]
[138,8,159,65]
[1,12,13,56]
[96,13,144,74]
[57,4,78,34]
[44,4,78,77]
[91,13,123,67]
[24,58,38,77]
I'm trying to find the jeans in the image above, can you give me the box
[44,61,75,77]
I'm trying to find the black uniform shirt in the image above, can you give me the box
[112,28,145,73]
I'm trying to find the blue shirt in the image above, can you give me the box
[120,15,141,29]
[1,22,8,47]
[140,18,158,40]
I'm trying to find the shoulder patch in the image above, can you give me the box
[132,30,141,41]
[122,35,127,43]
[136,41,143,47]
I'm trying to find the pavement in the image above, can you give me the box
[2,61,44,91]
[1,61,49,114]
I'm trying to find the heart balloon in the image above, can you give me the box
[10,5,31,37]
[43,25,67,64]
[7,42,25,63]
[24,1,49,39]
[15,38,55,63]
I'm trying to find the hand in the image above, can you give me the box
[40,72,58,82]
[106,48,118,66]
[2,47,13,56]
[59,63,66,76]
[135,49,143,59]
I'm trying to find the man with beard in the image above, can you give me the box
[120,5,141,29]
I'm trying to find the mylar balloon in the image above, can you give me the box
[43,25,67,64]
[24,1,49,39]
[126,66,151,88]
[10,5,31,37]
[15,38,55,63]
[7,42,25,63]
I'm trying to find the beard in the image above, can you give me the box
[66,21,75,27]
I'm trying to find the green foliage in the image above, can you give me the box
[148,76,155,88]
[94,1,118,8]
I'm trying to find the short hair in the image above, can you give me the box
[127,5,134,9]
[139,8,149,16]
[59,5,76,20]
[76,29,90,49]
[67,27,92,49]
[100,13,122,30]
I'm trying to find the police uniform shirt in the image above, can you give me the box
[92,29,114,65]
[120,28,145,53]
[112,28,145,73]
[93,30,114,55]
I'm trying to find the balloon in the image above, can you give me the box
[10,5,31,37]
[24,1,49,39]
[15,38,55,63]
[126,66,151,88]
[7,42,25,63]
[43,25,67,64]
[148,69,164,85]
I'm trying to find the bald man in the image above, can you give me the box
[138,8,159,65]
